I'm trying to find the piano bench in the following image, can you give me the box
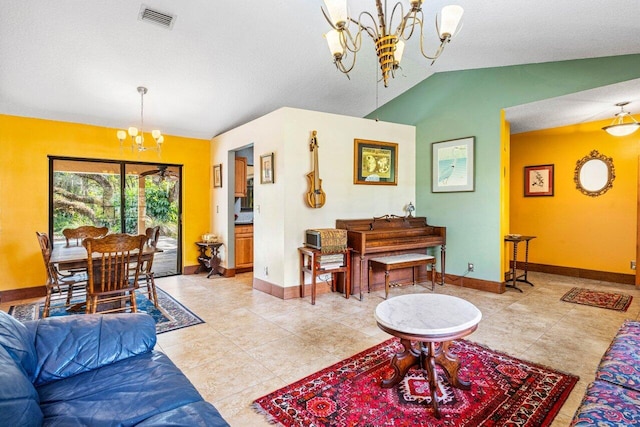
[368,254,436,300]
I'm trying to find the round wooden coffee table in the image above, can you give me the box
[374,294,482,418]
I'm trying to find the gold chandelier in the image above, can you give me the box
[117,86,165,154]
[322,0,463,87]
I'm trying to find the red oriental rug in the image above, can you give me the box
[253,338,578,426]
[560,287,633,312]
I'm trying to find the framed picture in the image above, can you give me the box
[260,152,274,184]
[432,136,475,192]
[213,164,222,188]
[353,139,398,185]
[524,164,554,196]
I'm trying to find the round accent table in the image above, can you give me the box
[374,294,482,418]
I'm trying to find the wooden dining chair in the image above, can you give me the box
[138,226,160,307]
[82,233,147,314]
[63,225,109,247]
[36,232,87,317]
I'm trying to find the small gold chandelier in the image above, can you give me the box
[117,86,165,154]
[322,0,463,87]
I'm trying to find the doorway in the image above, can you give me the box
[49,156,183,277]
[233,146,254,272]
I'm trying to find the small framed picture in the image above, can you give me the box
[260,153,274,184]
[432,136,475,192]
[353,139,398,185]
[524,164,554,197]
[213,164,222,188]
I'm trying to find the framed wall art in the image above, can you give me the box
[213,164,222,188]
[524,164,554,196]
[353,139,397,185]
[432,136,475,192]
[260,152,274,184]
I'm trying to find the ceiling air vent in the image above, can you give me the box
[138,5,176,30]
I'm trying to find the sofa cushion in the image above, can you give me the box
[26,313,157,386]
[0,310,37,379]
[0,345,43,427]
[570,380,640,426]
[135,401,230,426]
[596,320,640,392]
[37,351,210,426]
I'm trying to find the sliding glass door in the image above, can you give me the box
[49,157,182,277]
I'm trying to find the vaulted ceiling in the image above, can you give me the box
[1,1,639,140]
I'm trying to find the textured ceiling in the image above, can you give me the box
[1,0,639,140]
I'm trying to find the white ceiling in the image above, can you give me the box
[1,0,639,140]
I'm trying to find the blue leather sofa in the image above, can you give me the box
[0,310,229,426]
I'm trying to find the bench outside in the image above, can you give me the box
[368,253,436,299]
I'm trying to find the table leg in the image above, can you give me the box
[432,341,470,390]
[516,240,534,287]
[430,261,436,291]
[507,241,523,292]
[300,251,305,299]
[384,270,390,300]
[311,252,317,305]
[423,342,442,418]
[440,245,446,286]
[381,339,420,388]
[206,246,221,278]
[381,339,470,419]
[345,251,350,300]
[360,255,366,301]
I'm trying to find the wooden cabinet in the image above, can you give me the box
[235,224,253,271]
[234,157,247,197]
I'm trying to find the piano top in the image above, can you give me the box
[335,216,445,254]
[336,215,430,231]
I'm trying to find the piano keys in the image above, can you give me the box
[335,215,446,296]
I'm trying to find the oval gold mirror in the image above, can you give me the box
[574,150,615,197]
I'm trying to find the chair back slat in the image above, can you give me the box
[83,233,146,314]
[63,226,109,247]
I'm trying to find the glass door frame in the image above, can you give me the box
[48,155,183,276]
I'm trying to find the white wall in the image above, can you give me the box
[211,107,416,290]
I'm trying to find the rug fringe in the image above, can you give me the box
[252,402,283,426]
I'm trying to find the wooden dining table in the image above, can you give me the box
[51,244,160,269]
[50,244,161,312]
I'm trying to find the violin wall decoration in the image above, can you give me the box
[306,130,326,209]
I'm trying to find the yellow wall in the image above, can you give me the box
[0,114,211,293]
[500,112,511,276]
[510,118,639,274]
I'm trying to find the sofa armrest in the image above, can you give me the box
[26,313,157,386]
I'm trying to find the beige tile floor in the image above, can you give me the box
[3,271,640,426]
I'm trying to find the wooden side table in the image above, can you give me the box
[196,242,223,278]
[375,294,482,419]
[298,246,351,305]
[504,235,536,292]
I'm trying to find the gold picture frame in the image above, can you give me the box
[213,164,222,188]
[353,139,398,185]
[260,152,274,184]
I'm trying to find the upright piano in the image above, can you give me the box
[335,215,446,296]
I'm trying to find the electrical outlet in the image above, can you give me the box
[468,262,474,272]
[631,261,636,270]
[264,266,268,276]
